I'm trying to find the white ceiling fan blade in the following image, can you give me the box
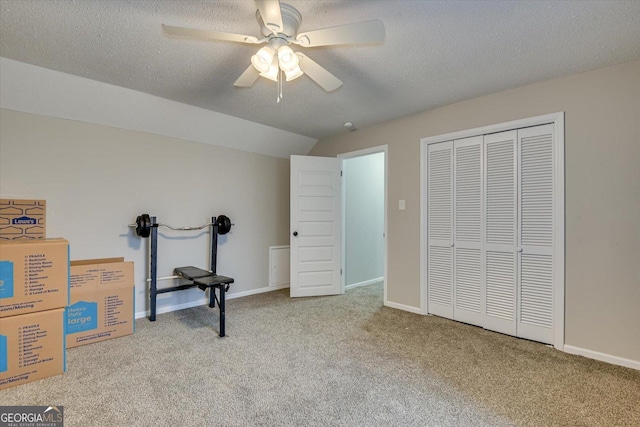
[297,54,342,92]
[255,0,284,33]
[162,24,261,44]
[296,19,385,47]
[234,65,261,87]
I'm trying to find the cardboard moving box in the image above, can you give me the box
[67,258,134,348]
[0,199,46,241]
[0,307,67,390]
[0,238,70,317]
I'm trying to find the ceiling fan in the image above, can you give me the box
[162,0,385,100]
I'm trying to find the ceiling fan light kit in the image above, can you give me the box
[163,1,385,101]
[259,57,279,82]
[277,46,298,72]
[285,64,304,82]
[251,46,275,73]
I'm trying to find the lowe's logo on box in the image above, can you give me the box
[11,216,37,225]
[67,301,98,334]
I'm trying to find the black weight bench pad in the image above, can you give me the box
[174,266,214,280]
[174,266,234,283]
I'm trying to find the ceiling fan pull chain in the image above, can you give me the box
[276,66,280,103]
[276,67,284,103]
[280,68,284,100]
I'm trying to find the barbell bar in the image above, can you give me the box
[128,214,233,238]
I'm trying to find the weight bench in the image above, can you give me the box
[174,266,234,337]
[130,214,236,337]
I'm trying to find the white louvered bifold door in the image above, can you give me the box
[483,130,518,336]
[516,124,555,344]
[453,136,484,326]
[427,141,454,319]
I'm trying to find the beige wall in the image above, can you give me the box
[0,109,290,317]
[310,60,640,362]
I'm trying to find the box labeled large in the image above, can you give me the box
[66,258,134,348]
[0,307,66,390]
[0,199,46,241]
[0,239,69,317]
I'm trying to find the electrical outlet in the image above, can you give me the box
[399,200,406,210]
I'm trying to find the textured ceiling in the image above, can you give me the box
[1,0,640,140]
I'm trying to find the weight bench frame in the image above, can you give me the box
[147,216,234,337]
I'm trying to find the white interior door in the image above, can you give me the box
[516,124,555,344]
[290,155,342,297]
[426,141,454,319]
[453,136,484,326]
[483,130,518,336]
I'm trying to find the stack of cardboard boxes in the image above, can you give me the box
[0,199,135,391]
[0,200,68,390]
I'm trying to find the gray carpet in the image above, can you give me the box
[2,283,639,426]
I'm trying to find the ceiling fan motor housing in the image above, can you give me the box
[257,3,302,39]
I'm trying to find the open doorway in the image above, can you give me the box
[339,145,387,297]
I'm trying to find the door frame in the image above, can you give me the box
[338,145,388,303]
[420,112,565,350]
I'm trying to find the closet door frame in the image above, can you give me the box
[420,112,565,350]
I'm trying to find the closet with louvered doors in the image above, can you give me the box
[426,123,557,345]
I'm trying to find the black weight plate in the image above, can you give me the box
[216,215,231,235]
[142,214,151,238]
[135,215,143,236]
[136,213,151,238]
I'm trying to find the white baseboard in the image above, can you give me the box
[384,300,424,315]
[136,297,206,319]
[345,277,383,290]
[135,284,290,319]
[233,283,289,298]
[564,344,640,371]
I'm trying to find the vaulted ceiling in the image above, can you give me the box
[1,0,640,140]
